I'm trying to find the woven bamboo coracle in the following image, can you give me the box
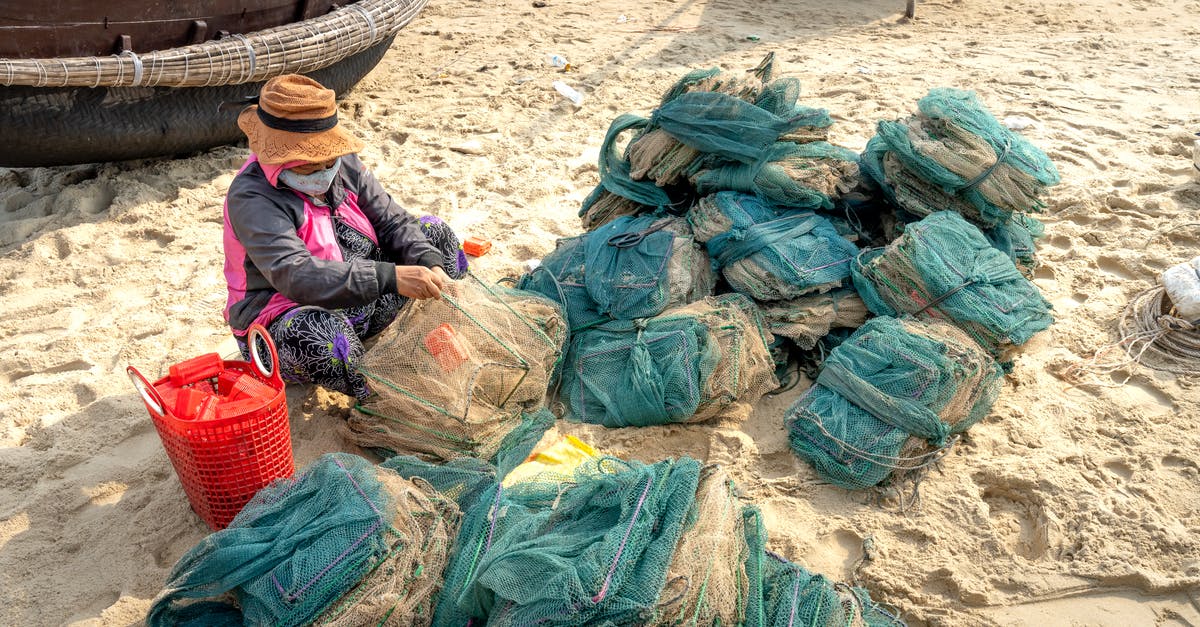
[0,0,426,88]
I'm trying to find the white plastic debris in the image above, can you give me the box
[553,81,584,106]
[1004,115,1038,131]
[1162,255,1200,322]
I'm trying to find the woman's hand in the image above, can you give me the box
[395,265,445,300]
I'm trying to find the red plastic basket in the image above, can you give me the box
[127,324,294,530]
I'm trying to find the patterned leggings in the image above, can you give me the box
[239,216,466,399]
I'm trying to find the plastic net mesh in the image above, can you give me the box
[560,294,777,427]
[743,508,901,627]
[786,317,1003,490]
[860,88,1060,230]
[147,453,459,627]
[517,214,715,333]
[852,211,1053,354]
[390,454,702,626]
[759,289,869,350]
[651,466,749,627]
[342,275,567,462]
[578,53,856,231]
[690,191,860,301]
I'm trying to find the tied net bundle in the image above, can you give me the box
[860,88,1060,231]
[786,317,1003,491]
[517,215,715,333]
[852,211,1054,355]
[986,212,1045,274]
[689,191,860,301]
[743,508,903,627]
[759,289,870,350]
[343,275,567,462]
[561,294,777,427]
[650,466,750,627]
[578,53,859,232]
[148,453,459,627]
[388,454,702,627]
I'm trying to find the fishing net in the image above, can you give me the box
[986,212,1044,273]
[147,453,459,627]
[560,294,777,427]
[690,192,860,301]
[786,316,1003,490]
[341,274,567,462]
[758,289,870,350]
[651,466,749,627]
[742,508,902,627]
[860,88,1060,230]
[517,214,715,333]
[852,211,1053,354]
[390,453,702,626]
[578,53,855,230]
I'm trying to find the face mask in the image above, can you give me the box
[279,157,341,196]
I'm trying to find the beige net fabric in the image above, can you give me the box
[652,466,748,627]
[314,470,460,627]
[759,290,869,350]
[663,217,720,310]
[342,274,567,461]
[672,295,778,423]
[897,319,1001,433]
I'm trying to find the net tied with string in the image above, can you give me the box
[786,316,1003,491]
[689,191,861,302]
[341,274,567,462]
[757,288,870,351]
[517,214,716,333]
[860,88,1060,230]
[387,453,703,626]
[560,294,778,427]
[852,211,1054,356]
[579,53,859,231]
[147,453,459,627]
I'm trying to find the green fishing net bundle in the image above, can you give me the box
[342,275,567,462]
[560,294,777,427]
[579,53,859,231]
[786,317,1003,490]
[147,453,459,627]
[516,214,715,333]
[852,211,1053,355]
[689,191,861,301]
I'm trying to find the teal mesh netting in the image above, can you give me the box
[852,211,1053,354]
[389,454,702,626]
[691,141,860,212]
[148,453,458,627]
[860,88,1060,229]
[986,212,1044,273]
[517,214,714,333]
[743,507,902,626]
[786,317,1003,490]
[560,294,776,427]
[690,191,861,301]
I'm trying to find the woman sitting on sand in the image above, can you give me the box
[222,74,467,399]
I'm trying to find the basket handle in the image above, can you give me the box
[127,365,166,417]
[247,323,283,386]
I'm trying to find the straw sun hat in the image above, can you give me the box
[237,74,364,165]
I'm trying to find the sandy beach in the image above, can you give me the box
[1,0,1198,624]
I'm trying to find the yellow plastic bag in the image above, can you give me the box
[501,435,601,487]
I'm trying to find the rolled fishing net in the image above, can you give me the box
[986,212,1044,273]
[342,274,567,462]
[147,453,459,627]
[852,211,1053,354]
[759,289,869,350]
[561,294,777,427]
[690,140,860,212]
[390,453,702,626]
[651,466,749,627]
[690,191,861,301]
[517,214,715,333]
[786,317,1003,490]
[860,88,1060,230]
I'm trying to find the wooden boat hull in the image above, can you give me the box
[0,37,392,167]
